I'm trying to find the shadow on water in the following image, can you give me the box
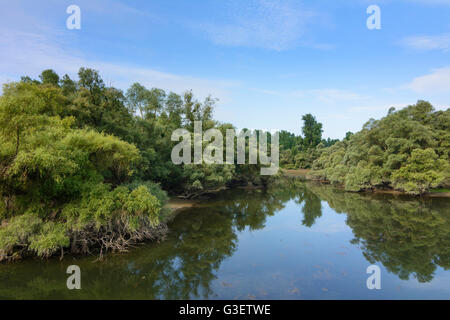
[0,179,449,299]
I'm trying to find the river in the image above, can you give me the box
[0,180,449,299]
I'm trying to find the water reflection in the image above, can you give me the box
[0,179,448,299]
[306,183,450,283]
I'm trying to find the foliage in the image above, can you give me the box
[0,67,271,260]
[302,113,323,148]
[391,148,448,194]
[39,69,60,87]
[3,67,447,263]
[29,222,69,258]
[0,75,167,261]
[279,114,339,170]
[310,101,450,194]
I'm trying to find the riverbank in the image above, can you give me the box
[282,169,310,178]
[165,198,200,217]
[167,198,200,210]
[281,168,450,198]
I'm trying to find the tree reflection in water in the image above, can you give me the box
[306,182,450,283]
[0,179,448,299]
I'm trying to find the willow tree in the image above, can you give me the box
[0,82,166,261]
[310,101,450,194]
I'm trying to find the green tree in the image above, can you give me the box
[310,101,450,194]
[0,80,166,261]
[78,67,105,105]
[60,74,77,96]
[39,69,60,86]
[392,148,449,194]
[302,114,323,148]
[126,82,149,117]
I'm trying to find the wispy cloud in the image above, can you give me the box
[0,28,237,102]
[291,89,369,103]
[400,33,450,51]
[193,0,323,51]
[407,66,450,94]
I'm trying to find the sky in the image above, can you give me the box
[0,0,449,139]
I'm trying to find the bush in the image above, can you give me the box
[392,148,449,195]
[0,80,167,261]
[0,214,42,260]
[309,101,450,194]
[29,222,69,257]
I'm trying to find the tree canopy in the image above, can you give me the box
[0,68,272,261]
[309,101,450,194]
[279,114,337,169]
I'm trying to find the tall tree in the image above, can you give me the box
[39,69,60,86]
[78,68,105,105]
[301,114,323,148]
[60,74,77,96]
[126,82,149,118]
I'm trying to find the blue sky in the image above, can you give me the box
[1,0,449,139]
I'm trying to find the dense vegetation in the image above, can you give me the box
[0,68,267,261]
[1,68,448,262]
[309,101,450,195]
[279,114,340,169]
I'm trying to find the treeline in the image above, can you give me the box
[1,67,448,261]
[0,68,267,261]
[309,101,450,195]
[279,114,342,169]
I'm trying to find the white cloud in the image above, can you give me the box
[407,66,450,94]
[291,89,368,103]
[0,28,237,103]
[195,0,318,51]
[401,34,450,51]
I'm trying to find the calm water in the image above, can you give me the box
[1,180,449,299]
